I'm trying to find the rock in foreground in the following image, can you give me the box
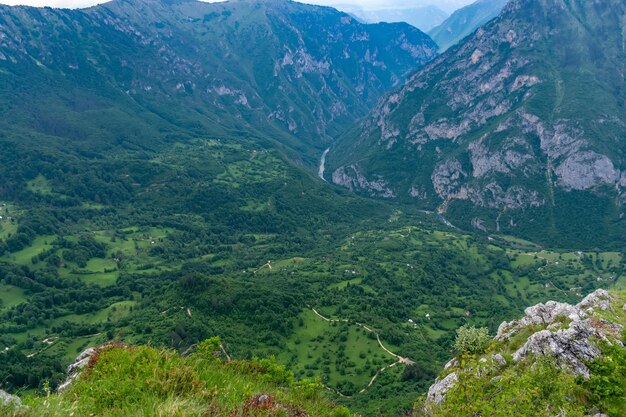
[420,289,626,417]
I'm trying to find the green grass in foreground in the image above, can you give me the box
[4,340,354,417]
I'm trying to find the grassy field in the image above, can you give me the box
[3,226,181,287]
[0,204,17,239]
[26,174,53,195]
[279,309,395,395]
[1,235,55,265]
[0,284,27,311]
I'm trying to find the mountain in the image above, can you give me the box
[419,289,626,417]
[327,0,626,247]
[0,0,437,164]
[348,6,449,32]
[0,0,623,415]
[428,0,508,51]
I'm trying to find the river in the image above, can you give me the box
[318,148,330,181]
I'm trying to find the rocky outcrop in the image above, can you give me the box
[427,353,507,405]
[511,318,620,378]
[426,289,624,406]
[579,289,613,312]
[496,300,586,340]
[426,371,458,405]
[332,165,396,198]
[0,390,21,407]
[497,290,622,378]
[57,347,97,393]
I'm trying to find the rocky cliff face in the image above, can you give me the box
[423,289,626,416]
[328,0,626,245]
[0,0,437,160]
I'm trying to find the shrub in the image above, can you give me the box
[453,325,490,355]
[583,343,626,416]
[332,406,352,417]
[194,336,222,361]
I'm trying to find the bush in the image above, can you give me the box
[453,325,490,355]
[194,336,222,361]
[583,343,626,416]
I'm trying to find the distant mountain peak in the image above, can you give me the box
[428,0,507,51]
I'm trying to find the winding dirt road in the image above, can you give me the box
[311,307,415,395]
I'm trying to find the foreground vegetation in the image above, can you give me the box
[2,339,353,417]
[415,291,626,417]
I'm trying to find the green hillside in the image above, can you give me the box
[0,0,625,416]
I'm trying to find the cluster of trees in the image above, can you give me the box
[0,349,65,391]
[0,210,59,255]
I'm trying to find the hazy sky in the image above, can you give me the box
[0,0,475,13]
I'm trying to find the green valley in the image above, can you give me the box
[0,146,622,414]
[0,0,625,416]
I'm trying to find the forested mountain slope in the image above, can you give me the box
[328,0,626,248]
[0,0,437,164]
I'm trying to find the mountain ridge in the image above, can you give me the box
[327,0,626,247]
[347,5,449,32]
[428,0,507,51]
[0,0,437,165]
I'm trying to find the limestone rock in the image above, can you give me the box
[578,289,612,311]
[503,290,621,378]
[496,289,613,341]
[57,347,97,393]
[496,300,586,341]
[332,165,396,198]
[426,289,624,408]
[426,372,458,405]
[0,390,21,407]
[512,320,603,378]
[491,353,506,367]
[443,357,458,370]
